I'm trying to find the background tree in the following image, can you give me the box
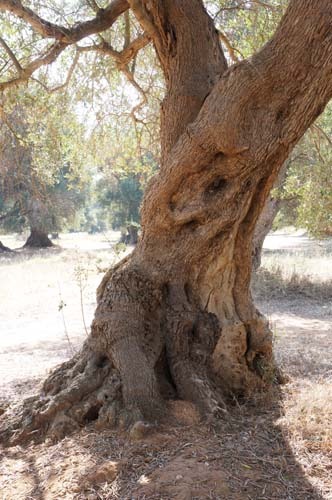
[91,123,158,239]
[0,86,89,247]
[275,105,332,237]
[0,0,332,445]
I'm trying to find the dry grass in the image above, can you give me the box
[253,255,332,300]
[253,265,332,300]
[277,380,332,499]
[280,381,332,453]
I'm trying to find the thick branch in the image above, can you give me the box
[130,0,228,161]
[0,0,129,43]
[0,0,132,90]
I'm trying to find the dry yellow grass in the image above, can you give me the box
[280,381,332,453]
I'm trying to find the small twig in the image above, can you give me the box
[74,256,90,337]
[48,49,80,93]
[57,281,75,355]
[123,9,131,49]
[218,31,240,63]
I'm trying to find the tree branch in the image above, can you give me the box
[141,0,332,229]
[0,0,129,43]
[127,1,159,38]
[78,33,150,67]
[218,30,240,63]
[78,34,149,108]
[0,0,70,40]
[0,36,22,71]
[48,50,80,93]
[0,0,131,90]
[0,41,67,91]
[123,9,131,48]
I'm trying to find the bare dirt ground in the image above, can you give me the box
[0,230,331,499]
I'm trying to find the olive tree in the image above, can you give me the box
[1,0,332,444]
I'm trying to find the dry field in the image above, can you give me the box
[0,230,331,499]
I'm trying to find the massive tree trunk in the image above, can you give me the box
[2,0,332,445]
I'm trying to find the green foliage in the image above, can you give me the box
[96,174,143,229]
[0,0,331,241]
[0,85,90,234]
[276,103,332,236]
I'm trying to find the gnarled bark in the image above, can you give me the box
[1,0,332,446]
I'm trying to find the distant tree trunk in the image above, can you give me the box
[121,224,139,245]
[24,228,53,248]
[252,161,289,269]
[2,0,332,446]
[24,198,53,248]
[0,241,12,252]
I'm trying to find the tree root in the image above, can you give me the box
[0,270,276,447]
[0,343,124,446]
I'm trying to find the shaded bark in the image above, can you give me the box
[120,224,139,245]
[24,198,53,248]
[2,0,332,446]
[0,241,12,252]
[24,228,53,248]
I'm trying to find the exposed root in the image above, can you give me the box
[0,267,276,447]
[0,343,121,446]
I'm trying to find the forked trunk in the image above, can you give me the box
[1,0,332,445]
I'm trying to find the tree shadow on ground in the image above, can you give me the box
[0,244,63,265]
[1,386,326,499]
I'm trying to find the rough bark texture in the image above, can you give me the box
[2,0,332,446]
